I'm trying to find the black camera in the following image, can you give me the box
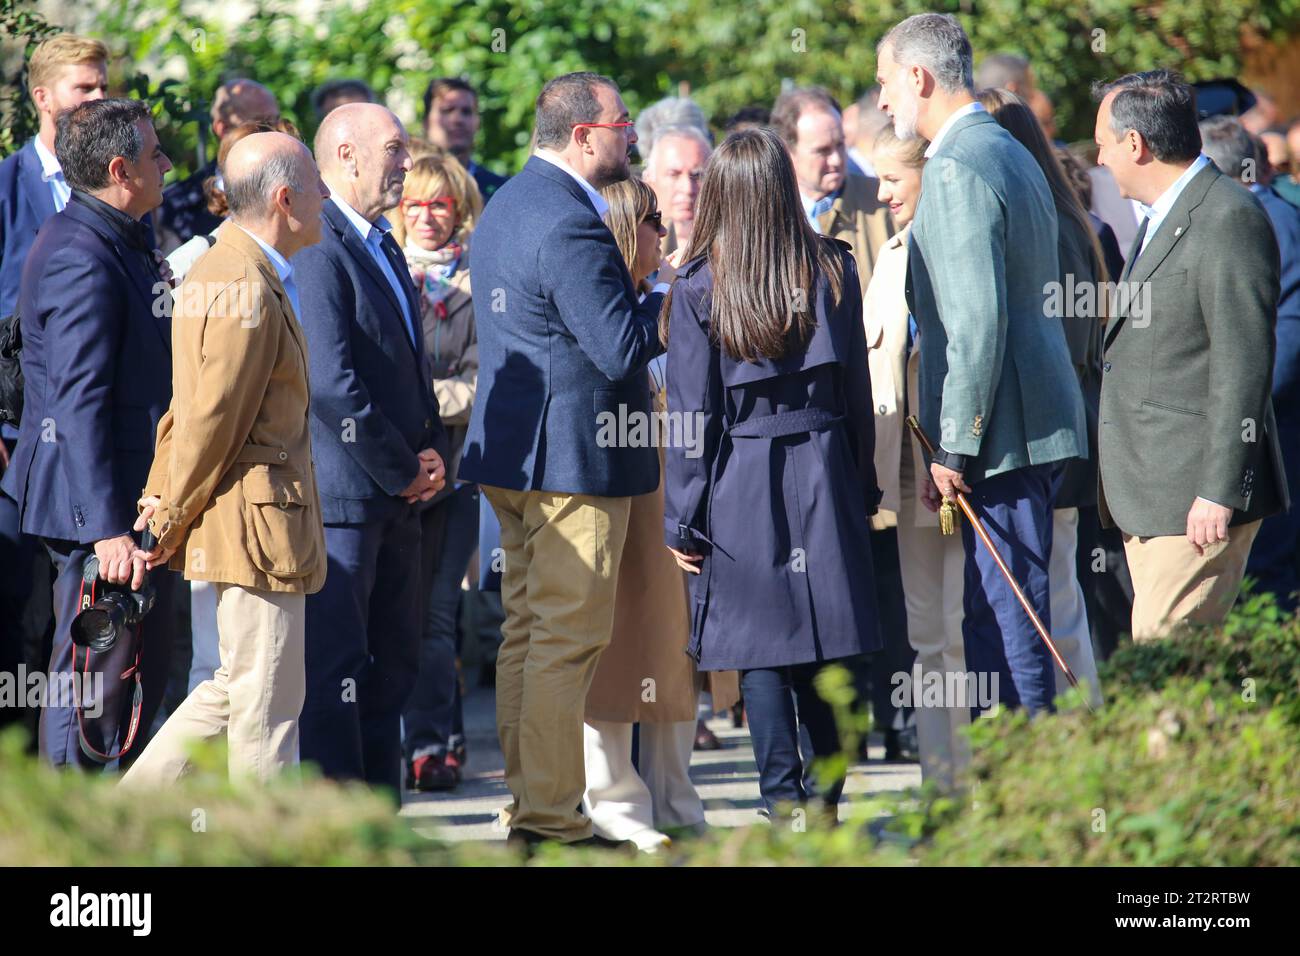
[70,530,159,653]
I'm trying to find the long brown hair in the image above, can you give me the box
[976,88,1110,300]
[659,126,843,361]
[600,176,658,293]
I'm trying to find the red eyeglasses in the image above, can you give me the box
[571,121,635,130]
[401,196,456,216]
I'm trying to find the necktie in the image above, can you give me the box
[1121,216,1150,282]
[371,230,418,348]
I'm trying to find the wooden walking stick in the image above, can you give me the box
[905,415,1093,711]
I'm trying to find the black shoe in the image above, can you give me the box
[883,727,920,763]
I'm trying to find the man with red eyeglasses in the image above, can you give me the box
[460,71,675,852]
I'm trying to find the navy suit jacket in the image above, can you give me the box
[1257,185,1300,422]
[0,198,172,543]
[460,156,664,497]
[0,140,57,319]
[292,199,445,524]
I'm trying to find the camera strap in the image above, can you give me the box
[72,576,145,765]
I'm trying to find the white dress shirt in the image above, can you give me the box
[237,224,300,321]
[924,101,986,159]
[534,149,609,220]
[33,136,70,211]
[1135,154,1211,256]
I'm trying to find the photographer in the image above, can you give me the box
[0,99,177,769]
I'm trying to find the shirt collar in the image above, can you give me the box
[924,101,986,159]
[33,136,62,181]
[235,223,293,284]
[534,149,609,220]
[69,190,150,250]
[330,194,392,244]
[801,187,841,227]
[1138,154,1211,223]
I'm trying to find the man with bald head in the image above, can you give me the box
[157,78,280,251]
[121,132,330,784]
[293,103,448,794]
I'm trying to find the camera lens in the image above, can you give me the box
[71,596,127,652]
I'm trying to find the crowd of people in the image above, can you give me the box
[0,11,1294,855]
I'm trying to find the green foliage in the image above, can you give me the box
[0,0,60,156]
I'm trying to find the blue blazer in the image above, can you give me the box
[292,199,444,524]
[0,199,172,543]
[460,156,664,497]
[1257,186,1300,422]
[0,140,57,318]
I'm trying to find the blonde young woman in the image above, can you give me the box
[391,152,485,791]
[864,126,970,791]
[582,177,739,850]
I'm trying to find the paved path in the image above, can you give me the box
[400,682,922,842]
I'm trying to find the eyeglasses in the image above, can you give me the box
[572,121,635,130]
[401,196,456,216]
[642,210,663,228]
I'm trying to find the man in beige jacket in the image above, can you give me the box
[122,132,330,785]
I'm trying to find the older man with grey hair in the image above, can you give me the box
[123,131,331,785]
[642,124,710,256]
[876,14,1086,764]
[635,96,712,159]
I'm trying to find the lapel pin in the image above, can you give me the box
[1174,226,1184,237]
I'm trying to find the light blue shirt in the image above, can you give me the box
[329,195,418,347]
[802,188,841,233]
[924,101,986,159]
[1136,154,1211,255]
[33,136,70,211]
[236,224,300,321]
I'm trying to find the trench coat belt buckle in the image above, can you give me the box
[726,407,843,439]
[235,444,291,465]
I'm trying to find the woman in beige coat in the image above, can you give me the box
[582,178,739,851]
[864,127,970,792]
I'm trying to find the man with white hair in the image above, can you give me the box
[634,96,711,159]
[125,131,330,784]
[642,124,710,256]
[292,103,448,794]
[876,14,1086,734]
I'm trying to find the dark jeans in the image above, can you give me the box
[960,464,1060,717]
[740,661,844,816]
[1246,421,1300,613]
[301,507,422,794]
[404,484,479,761]
[39,539,175,769]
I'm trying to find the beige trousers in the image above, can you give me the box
[1050,508,1103,708]
[1123,521,1260,641]
[120,584,305,786]
[895,445,971,792]
[483,485,631,842]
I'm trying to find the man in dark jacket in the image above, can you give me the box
[1,99,177,767]
[293,103,447,795]
[1095,74,1286,640]
[460,72,669,847]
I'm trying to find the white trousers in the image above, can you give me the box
[582,718,703,848]
[1050,508,1103,709]
[188,578,221,694]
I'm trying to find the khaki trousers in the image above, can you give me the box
[120,584,305,787]
[1123,521,1260,642]
[482,485,631,842]
[895,444,971,792]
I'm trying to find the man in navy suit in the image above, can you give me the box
[293,103,447,794]
[460,72,670,847]
[0,37,110,727]
[1,99,177,768]
[1201,116,1300,610]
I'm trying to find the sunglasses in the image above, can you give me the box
[401,196,456,216]
[642,210,663,228]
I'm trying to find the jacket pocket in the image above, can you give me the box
[1141,399,1205,418]
[241,466,315,578]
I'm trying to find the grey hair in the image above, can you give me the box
[645,124,713,167]
[636,97,713,155]
[975,53,1031,92]
[878,13,974,95]
[1199,115,1259,183]
[225,150,303,218]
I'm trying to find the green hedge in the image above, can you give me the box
[2,600,1297,866]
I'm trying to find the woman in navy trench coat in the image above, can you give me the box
[662,127,882,818]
